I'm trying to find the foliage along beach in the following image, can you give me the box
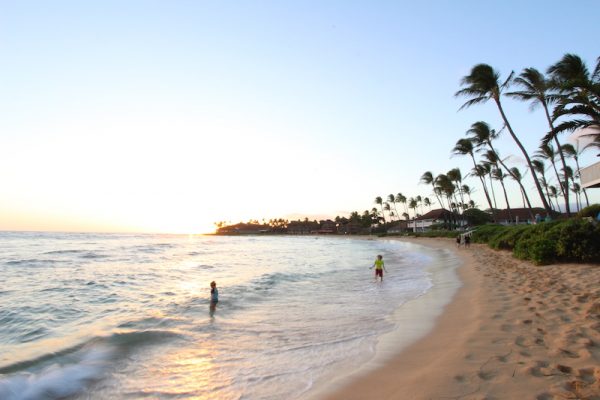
[216,53,600,266]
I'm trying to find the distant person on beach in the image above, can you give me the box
[456,235,461,247]
[210,281,218,314]
[370,254,387,281]
[464,234,471,247]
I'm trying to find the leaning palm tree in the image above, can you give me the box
[535,142,567,210]
[374,197,386,223]
[547,54,600,138]
[423,197,432,211]
[446,168,465,212]
[388,194,400,222]
[571,182,582,212]
[467,121,534,213]
[420,171,443,208]
[507,67,571,215]
[396,193,409,216]
[452,138,494,213]
[531,159,555,211]
[491,167,512,221]
[456,65,552,213]
[548,186,561,213]
[509,167,530,209]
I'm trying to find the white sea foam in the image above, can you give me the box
[0,346,113,400]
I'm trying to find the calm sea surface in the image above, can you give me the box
[0,232,458,399]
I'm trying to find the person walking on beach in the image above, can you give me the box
[370,254,387,282]
[210,281,218,315]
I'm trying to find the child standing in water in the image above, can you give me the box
[210,281,218,315]
[370,254,387,281]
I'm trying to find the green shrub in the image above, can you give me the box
[488,225,530,250]
[514,237,556,265]
[576,203,600,219]
[552,219,600,262]
[470,224,506,244]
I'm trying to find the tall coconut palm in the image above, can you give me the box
[420,171,444,208]
[452,138,494,213]
[396,193,409,216]
[446,168,465,212]
[548,186,561,213]
[374,197,386,223]
[535,142,567,203]
[424,197,432,211]
[547,54,600,137]
[561,143,590,207]
[571,182,582,212]
[531,159,555,210]
[456,65,552,213]
[481,153,499,209]
[461,185,473,204]
[507,67,571,215]
[388,194,400,221]
[509,167,530,209]
[384,202,393,221]
[467,121,534,214]
[436,174,456,212]
[491,166,512,221]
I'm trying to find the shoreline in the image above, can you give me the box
[321,237,600,399]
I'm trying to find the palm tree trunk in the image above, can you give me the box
[498,178,513,223]
[543,104,571,215]
[494,96,552,213]
[487,172,498,209]
[469,154,495,218]
[487,140,535,218]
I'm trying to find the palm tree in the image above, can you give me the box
[436,174,457,212]
[452,137,495,213]
[571,182,583,212]
[491,166,512,221]
[535,142,567,209]
[388,194,400,221]
[416,195,424,215]
[548,186,561,213]
[456,65,552,213]
[561,143,590,207]
[424,197,432,211]
[446,168,465,212]
[396,193,409,216]
[467,121,534,214]
[408,198,418,230]
[509,167,530,209]
[420,171,443,208]
[461,185,473,204]
[531,159,555,211]
[507,67,571,215]
[547,54,600,138]
[374,197,386,223]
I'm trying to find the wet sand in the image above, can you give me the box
[322,237,600,400]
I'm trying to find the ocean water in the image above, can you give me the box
[0,232,459,400]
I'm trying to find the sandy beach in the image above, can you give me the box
[323,237,600,400]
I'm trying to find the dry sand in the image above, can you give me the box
[323,237,600,400]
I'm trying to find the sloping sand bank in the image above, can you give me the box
[323,237,600,400]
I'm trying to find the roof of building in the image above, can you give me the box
[492,208,545,221]
[415,208,460,221]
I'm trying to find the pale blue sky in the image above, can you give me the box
[1,1,598,232]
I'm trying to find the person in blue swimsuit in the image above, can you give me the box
[210,281,218,315]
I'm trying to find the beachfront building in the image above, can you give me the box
[493,208,547,225]
[407,208,466,232]
[287,220,320,235]
[386,221,410,234]
[580,160,600,189]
